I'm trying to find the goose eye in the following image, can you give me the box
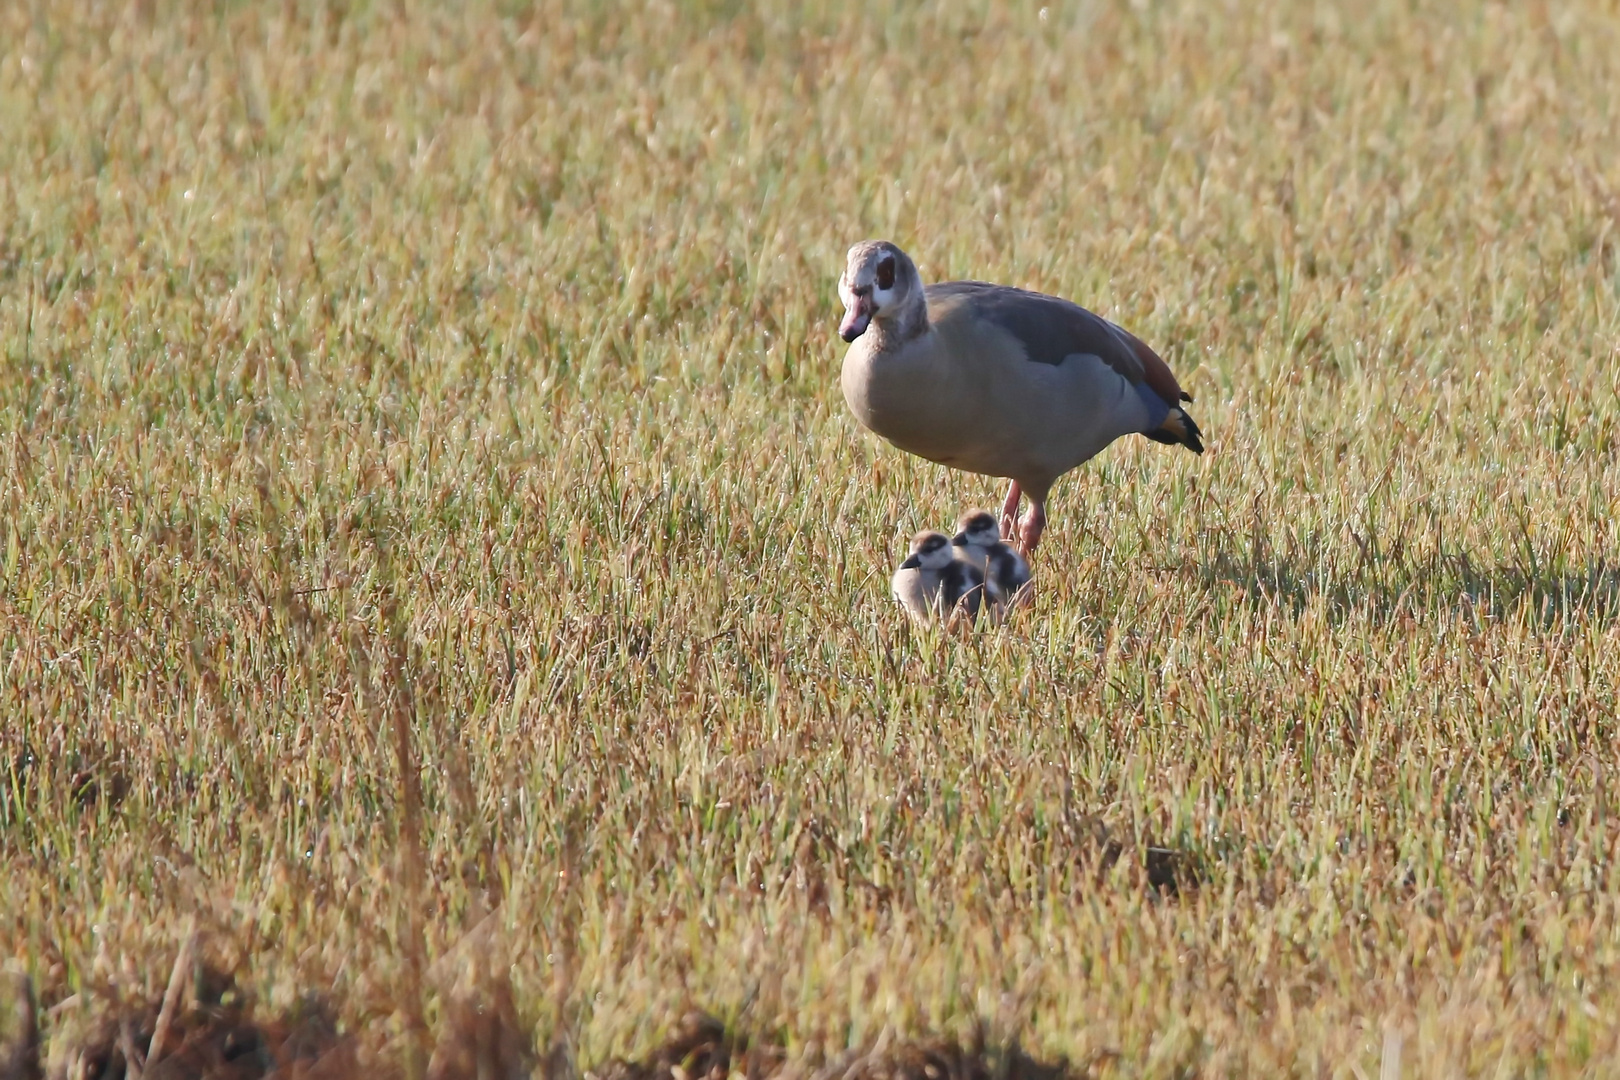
[876,255,896,291]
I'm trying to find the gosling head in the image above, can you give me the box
[899,529,955,572]
[951,509,1004,552]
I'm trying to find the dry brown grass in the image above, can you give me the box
[4,0,1620,1075]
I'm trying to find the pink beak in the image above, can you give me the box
[839,295,874,342]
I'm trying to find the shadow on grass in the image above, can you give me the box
[0,963,1085,1080]
[591,1010,1078,1080]
[3,965,355,1080]
[1196,532,1620,624]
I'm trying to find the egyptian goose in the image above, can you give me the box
[952,509,1032,613]
[838,241,1203,552]
[892,530,987,625]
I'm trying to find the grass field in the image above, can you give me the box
[4,0,1620,1075]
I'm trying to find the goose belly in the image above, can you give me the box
[840,346,974,466]
[951,353,1151,481]
[842,342,1149,481]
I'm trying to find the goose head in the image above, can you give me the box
[899,529,955,572]
[952,510,1003,552]
[838,240,920,342]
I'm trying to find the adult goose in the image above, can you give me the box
[838,240,1203,552]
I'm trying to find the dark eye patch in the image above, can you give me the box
[876,255,896,291]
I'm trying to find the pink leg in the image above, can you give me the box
[1018,498,1047,555]
[999,482,1023,541]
